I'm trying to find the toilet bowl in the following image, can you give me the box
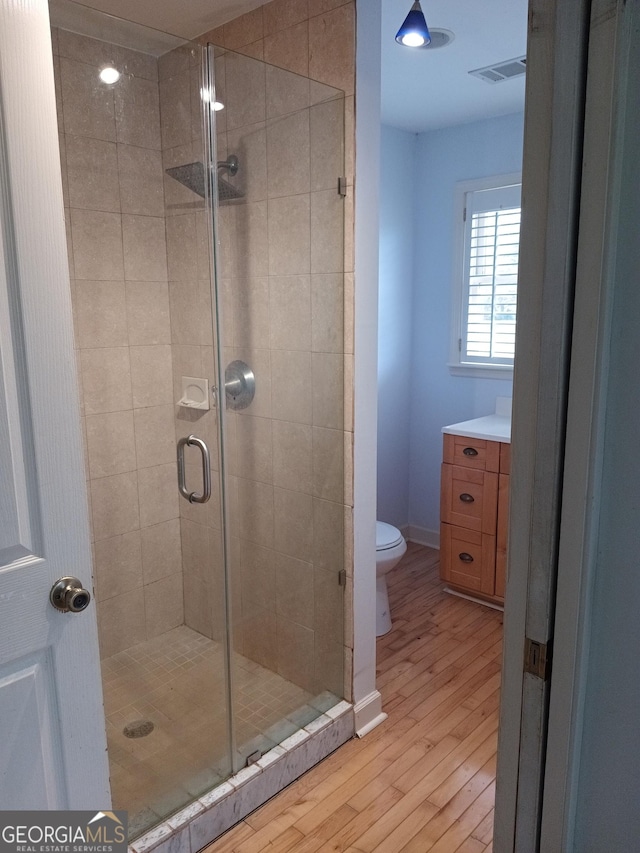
[376,521,407,636]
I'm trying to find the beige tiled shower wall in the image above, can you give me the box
[53,29,185,658]
[197,0,356,700]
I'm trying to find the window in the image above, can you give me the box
[450,174,522,376]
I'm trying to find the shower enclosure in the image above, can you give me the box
[49,0,347,838]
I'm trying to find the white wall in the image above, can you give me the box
[408,112,524,539]
[352,0,387,735]
[377,124,417,528]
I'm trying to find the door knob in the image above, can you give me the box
[50,576,91,613]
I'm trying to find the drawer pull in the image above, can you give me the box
[459,493,475,503]
[458,552,474,563]
[463,447,478,457]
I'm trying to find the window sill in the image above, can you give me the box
[448,362,514,381]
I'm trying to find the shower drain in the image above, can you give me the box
[123,719,155,739]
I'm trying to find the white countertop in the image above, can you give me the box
[442,413,511,443]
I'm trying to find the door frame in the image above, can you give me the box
[494,0,592,848]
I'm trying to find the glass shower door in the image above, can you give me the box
[204,44,347,769]
[48,2,234,837]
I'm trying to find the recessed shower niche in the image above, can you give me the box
[49,0,348,837]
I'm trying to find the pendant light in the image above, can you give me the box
[395,1,431,48]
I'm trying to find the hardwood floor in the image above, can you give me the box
[203,542,503,852]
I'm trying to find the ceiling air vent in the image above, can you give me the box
[469,56,526,84]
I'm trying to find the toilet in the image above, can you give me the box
[376,521,407,636]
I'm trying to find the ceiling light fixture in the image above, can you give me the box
[200,87,225,111]
[395,1,431,48]
[99,66,120,85]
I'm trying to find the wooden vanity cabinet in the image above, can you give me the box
[440,433,510,605]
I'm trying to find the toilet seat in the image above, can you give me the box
[376,521,403,552]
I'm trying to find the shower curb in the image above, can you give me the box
[128,701,354,853]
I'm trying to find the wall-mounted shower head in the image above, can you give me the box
[218,155,239,177]
[165,156,243,202]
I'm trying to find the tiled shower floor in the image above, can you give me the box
[101,625,315,838]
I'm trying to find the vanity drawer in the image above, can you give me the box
[440,524,496,596]
[443,433,500,472]
[441,464,498,533]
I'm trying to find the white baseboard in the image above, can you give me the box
[354,689,387,737]
[403,524,440,549]
[444,586,504,611]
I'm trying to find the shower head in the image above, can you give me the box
[165,157,244,202]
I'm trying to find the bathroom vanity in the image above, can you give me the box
[440,412,511,607]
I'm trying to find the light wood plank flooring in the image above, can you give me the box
[203,542,503,852]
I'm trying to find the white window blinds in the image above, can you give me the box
[460,182,521,368]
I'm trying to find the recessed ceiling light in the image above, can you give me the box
[200,87,224,111]
[421,28,455,50]
[99,66,120,85]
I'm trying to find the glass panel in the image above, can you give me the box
[48,1,232,838]
[205,45,346,767]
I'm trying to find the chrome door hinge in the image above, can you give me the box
[338,176,347,197]
[524,637,551,680]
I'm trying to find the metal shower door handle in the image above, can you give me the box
[177,435,211,504]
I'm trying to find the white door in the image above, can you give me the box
[0,0,110,808]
